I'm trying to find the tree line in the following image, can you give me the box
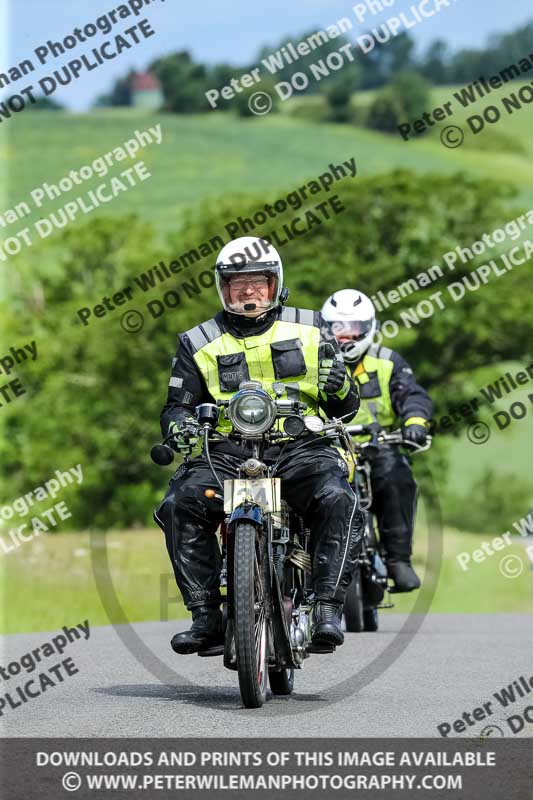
[3,171,532,531]
[95,19,533,112]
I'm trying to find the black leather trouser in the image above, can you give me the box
[154,438,364,610]
[367,445,418,562]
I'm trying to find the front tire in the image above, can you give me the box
[363,607,379,632]
[234,522,268,708]
[344,567,364,632]
[268,668,294,695]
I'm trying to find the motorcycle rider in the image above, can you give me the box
[321,289,433,592]
[154,237,364,654]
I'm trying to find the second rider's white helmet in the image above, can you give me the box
[321,289,376,363]
[215,236,283,317]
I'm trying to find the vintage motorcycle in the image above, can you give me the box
[342,422,432,633]
[151,380,357,709]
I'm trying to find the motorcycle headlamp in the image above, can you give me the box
[227,387,277,435]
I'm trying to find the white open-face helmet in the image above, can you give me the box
[321,289,376,363]
[215,236,283,317]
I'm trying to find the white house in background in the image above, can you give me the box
[131,72,163,110]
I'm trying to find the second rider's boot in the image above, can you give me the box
[381,528,421,593]
[387,559,420,592]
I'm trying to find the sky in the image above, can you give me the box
[2,0,533,109]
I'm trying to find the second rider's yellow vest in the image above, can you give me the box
[351,344,396,429]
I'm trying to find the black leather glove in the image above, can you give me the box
[403,420,428,446]
[318,358,350,398]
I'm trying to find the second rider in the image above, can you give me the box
[322,289,433,593]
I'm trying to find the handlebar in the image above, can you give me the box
[151,397,432,467]
[345,424,432,454]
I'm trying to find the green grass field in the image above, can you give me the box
[430,359,533,495]
[3,82,533,242]
[1,528,182,635]
[2,89,532,634]
[290,83,533,157]
[2,523,531,635]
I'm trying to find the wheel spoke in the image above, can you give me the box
[254,554,264,600]
[254,607,265,648]
[254,607,267,686]
[254,550,267,688]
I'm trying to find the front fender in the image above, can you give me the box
[228,504,264,527]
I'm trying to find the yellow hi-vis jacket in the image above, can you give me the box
[160,306,360,436]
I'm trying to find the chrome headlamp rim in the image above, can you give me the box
[227,387,277,435]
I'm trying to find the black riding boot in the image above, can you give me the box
[171,606,224,654]
[311,600,344,647]
[387,559,420,592]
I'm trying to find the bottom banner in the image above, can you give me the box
[1,738,531,799]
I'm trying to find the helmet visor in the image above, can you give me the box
[331,319,374,343]
[216,262,280,315]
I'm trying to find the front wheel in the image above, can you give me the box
[344,567,364,632]
[363,607,379,632]
[234,521,269,708]
[268,668,294,695]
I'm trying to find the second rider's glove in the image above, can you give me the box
[168,418,199,453]
[318,357,351,399]
[402,418,429,446]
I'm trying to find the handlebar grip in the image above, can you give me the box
[150,444,175,466]
[346,424,373,435]
[369,431,380,448]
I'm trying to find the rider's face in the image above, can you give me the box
[332,321,368,344]
[228,275,270,317]
[332,325,354,344]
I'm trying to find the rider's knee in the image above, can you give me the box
[315,479,355,512]
[393,465,417,497]
[374,451,416,487]
[154,493,174,533]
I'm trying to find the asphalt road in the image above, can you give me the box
[1,613,532,738]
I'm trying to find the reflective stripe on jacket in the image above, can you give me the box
[350,344,433,431]
[185,308,320,432]
[160,306,360,439]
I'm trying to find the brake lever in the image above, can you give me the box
[402,435,433,454]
